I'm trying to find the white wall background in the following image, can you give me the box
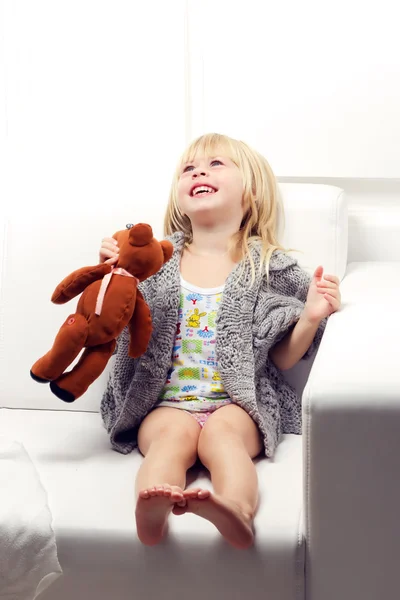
[0,0,6,189]
[1,0,186,239]
[186,0,400,179]
[1,0,400,232]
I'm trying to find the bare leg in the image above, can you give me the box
[183,404,263,549]
[135,407,200,546]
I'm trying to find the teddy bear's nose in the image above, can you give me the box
[129,223,153,246]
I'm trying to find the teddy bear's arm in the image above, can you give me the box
[127,289,153,358]
[51,263,112,304]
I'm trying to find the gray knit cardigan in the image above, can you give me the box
[100,232,327,457]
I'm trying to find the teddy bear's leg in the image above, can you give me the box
[50,339,116,403]
[127,290,153,358]
[30,313,88,383]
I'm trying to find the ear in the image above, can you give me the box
[161,240,174,264]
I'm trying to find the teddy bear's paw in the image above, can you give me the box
[30,370,51,384]
[50,381,76,403]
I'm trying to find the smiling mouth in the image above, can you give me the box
[191,186,218,197]
[194,190,216,197]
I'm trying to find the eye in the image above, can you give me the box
[182,159,223,174]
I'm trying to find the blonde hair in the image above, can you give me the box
[164,133,295,282]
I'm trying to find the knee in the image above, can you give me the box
[139,415,199,462]
[197,419,242,465]
[161,425,199,467]
[159,422,198,447]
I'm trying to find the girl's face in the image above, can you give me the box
[177,154,245,228]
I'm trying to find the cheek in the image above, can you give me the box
[176,180,186,201]
[229,179,245,205]
[228,173,244,196]
[176,182,189,214]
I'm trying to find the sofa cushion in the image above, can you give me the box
[303,260,400,600]
[0,407,304,600]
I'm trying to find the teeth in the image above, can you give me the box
[193,186,215,196]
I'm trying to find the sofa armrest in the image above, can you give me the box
[302,264,400,600]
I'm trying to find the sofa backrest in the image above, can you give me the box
[0,183,347,412]
[278,183,347,276]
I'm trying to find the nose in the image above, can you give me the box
[192,167,208,178]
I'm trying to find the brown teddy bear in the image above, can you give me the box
[30,223,173,402]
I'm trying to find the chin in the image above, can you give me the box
[188,208,227,226]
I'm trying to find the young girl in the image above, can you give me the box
[99,133,341,550]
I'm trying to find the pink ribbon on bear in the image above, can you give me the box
[95,267,138,316]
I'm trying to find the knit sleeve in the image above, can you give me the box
[266,254,327,359]
[268,252,311,303]
[254,290,305,351]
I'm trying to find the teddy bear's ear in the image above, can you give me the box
[129,223,153,247]
[161,240,174,264]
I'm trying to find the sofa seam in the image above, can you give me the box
[296,503,306,600]
[303,371,313,600]
[336,189,347,276]
[0,219,8,396]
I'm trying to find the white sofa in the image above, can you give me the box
[0,183,399,600]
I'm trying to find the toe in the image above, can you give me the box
[184,487,201,499]
[170,490,183,501]
[198,489,210,499]
[184,488,210,500]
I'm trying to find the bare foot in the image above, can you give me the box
[183,488,255,549]
[135,484,186,546]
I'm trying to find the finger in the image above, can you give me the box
[318,287,339,298]
[100,252,118,263]
[324,293,340,310]
[102,242,119,253]
[102,236,119,246]
[104,256,118,265]
[313,265,324,280]
[317,280,337,290]
[323,274,340,285]
[101,248,118,260]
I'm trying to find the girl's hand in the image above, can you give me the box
[99,236,119,265]
[303,265,341,323]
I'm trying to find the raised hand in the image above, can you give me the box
[303,265,341,323]
[99,236,119,265]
